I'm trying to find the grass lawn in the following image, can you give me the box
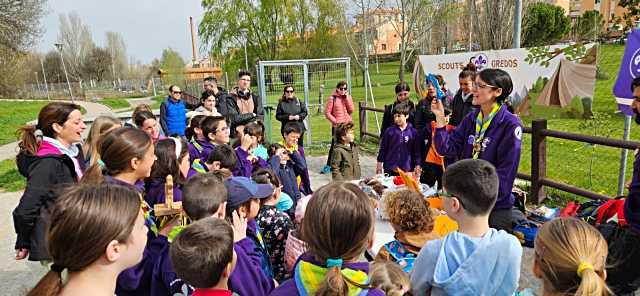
[0,159,24,192]
[97,98,131,110]
[0,101,49,145]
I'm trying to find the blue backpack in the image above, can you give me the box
[383,240,417,273]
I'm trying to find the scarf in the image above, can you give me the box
[42,136,83,180]
[472,104,500,159]
[294,260,369,296]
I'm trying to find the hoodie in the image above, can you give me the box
[410,228,522,296]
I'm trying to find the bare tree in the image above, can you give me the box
[387,0,450,80]
[57,11,95,81]
[0,0,46,96]
[105,31,128,81]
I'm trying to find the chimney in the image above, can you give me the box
[190,16,197,63]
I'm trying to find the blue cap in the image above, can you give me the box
[224,176,274,208]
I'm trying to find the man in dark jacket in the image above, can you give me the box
[218,70,263,137]
[200,76,227,102]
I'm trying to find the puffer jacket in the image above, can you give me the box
[324,90,354,126]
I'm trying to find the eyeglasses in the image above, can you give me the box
[285,90,294,93]
[473,82,497,89]
[172,91,182,94]
[338,87,348,91]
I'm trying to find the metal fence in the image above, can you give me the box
[257,58,351,144]
[18,77,167,100]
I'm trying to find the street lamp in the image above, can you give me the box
[240,28,249,70]
[54,43,74,103]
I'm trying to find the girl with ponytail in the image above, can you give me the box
[533,217,611,296]
[13,102,86,262]
[82,127,156,191]
[27,183,147,296]
[270,182,384,296]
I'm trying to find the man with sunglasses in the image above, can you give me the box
[218,70,264,137]
[160,85,187,137]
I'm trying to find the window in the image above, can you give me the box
[381,44,387,50]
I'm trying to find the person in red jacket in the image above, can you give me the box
[322,80,354,174]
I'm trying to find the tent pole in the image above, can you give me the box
[618,116,632,196]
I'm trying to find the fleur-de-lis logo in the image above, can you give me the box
[631,48,640,78]
[474,53,489,70]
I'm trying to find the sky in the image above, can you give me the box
[36,0,205,64]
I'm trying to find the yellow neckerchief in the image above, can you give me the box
[295,260,369,296]
[279,140,298,153]
[472,103,500,159]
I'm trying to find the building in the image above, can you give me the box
[569,0,627,29]
[353,8,403,55]
[545,0,572,14]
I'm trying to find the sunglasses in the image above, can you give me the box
[339,87,348,91]
[173,91,182,94]
[285,90,294,93]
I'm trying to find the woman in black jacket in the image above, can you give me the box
[380,81,415,137]
[276,85,308,146]
[13,102,86,262]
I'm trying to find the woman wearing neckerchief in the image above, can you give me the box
[431,68,522,232]
[13,102,86,262]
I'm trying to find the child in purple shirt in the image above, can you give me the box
[376,102,420,176]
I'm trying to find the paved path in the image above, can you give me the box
[0,100,114,162]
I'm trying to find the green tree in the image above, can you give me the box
[200,0,288,69]
[572,10,604,42]
[159,48,186,87]
[618,0,640,31]
[522,2,571,47]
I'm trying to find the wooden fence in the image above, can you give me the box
[358,101,640,204]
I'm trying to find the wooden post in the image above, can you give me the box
[359,101,367,142]
[531,119,547,204]
[165,175,174,209]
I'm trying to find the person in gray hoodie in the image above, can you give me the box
[411,159,522,296]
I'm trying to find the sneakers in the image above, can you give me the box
[320,165,331,174]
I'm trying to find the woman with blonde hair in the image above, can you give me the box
[82,115,121,166]
[533,217,611,296]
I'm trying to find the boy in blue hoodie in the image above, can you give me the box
[411,159,522,296]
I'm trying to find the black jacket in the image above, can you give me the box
[414,98,437,132]
[218,87,264,134]
[450,89,477,127]
[380,100,416,137]
[276,97,308,133]
[200,86,227,102]
[13,149,84,261]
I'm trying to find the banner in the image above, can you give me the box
[613,29,640,116]
[416,44,596,107]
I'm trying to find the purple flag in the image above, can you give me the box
[613,29,640,115]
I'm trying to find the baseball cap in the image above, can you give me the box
[224,176,274,208]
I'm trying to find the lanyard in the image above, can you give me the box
[472,104,500,159]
